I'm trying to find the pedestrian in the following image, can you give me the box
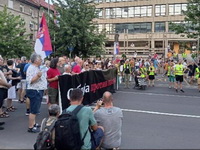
[123,59,131,89]
[26,53,47,133]
[47,58,61,105]
[174,60,186,92]
[148,62,155,87]
[63,64,72,75]
[63,88,104,149]
[195,63,200,92]
[0,56,12,119]
[93,91,123,149]
[167,61,175,89]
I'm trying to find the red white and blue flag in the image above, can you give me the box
[114,42,120,55]
[34,14,52,59]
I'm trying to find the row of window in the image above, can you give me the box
[97,3,187,18]
[8,0,35,18]
[97,22,169,33]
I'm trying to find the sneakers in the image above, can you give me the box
[180,89,185,93]
[0,127,4,130]
[34,123,41,128]
[27,127,40,133]
[25,111,30,116]
[176,89,178,92]
[0,122,5,126]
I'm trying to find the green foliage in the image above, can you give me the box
[49,0,107,58]
[0,7,32,58]
[169,0,200,51]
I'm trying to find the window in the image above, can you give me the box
[29,21,34,31]
[115,22,152,33]
[105,24,115,33]
[155,22,165,32]
[20,4,24,12]
[169,4,187,15]
[96,9,103,18]
[122,7,128,18]
[98,24,103,32]
[155,5,166,16]
[30,9,34,18]
[8,0,13,9]
[104,6,152,19]
[115,8,122,18]
[30,34,33,40]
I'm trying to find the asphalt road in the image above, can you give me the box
[0,79,200,149]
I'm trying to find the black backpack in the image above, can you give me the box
[55,105,87,150]
[34,118,56,150]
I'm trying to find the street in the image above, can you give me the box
[0,79,200,149]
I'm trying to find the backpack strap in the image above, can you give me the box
[44,118,57,132]
[71,105,84,116]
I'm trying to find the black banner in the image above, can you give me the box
[58,68,117,110]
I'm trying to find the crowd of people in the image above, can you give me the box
[0,51,200,149]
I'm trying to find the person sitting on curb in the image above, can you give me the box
[93,91,123,150]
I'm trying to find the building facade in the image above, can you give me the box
[94,0,196,57]
[0,0,54,43]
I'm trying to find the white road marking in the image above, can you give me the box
[122,108,200,119]
[117,90,200,99]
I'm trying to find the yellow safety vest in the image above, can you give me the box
[175,64,184,75]
[182,53,187,58]
[149,66,155,75]
[140,67,147,78]
[195,67,200,79]
[167,66,174,76]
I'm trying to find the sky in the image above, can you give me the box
[45,0,53,4]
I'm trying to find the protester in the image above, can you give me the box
[123,59,131,89]
[40,104,60,144]
[63,64,72,75]
[195,63,200,92]
[93,91,123,149]
[26,53,47,133]
[57,57,66,74]
[6,59,21,112]
[148,62,155,87]
[0,56,12,119]
[174,60,186,92]
[47,58,61,105]
[65,88,104,149]
[16,56,27,103]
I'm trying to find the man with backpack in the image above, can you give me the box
[34,104,60,150]
[55,88,104,150]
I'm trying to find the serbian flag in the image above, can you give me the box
[114,42,120,55]
[34,14,52,59]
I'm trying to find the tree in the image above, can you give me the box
[0,7,33,58]
[50,0,107,58]
[170,0,200,54]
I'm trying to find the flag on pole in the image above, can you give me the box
[34,14,52,59]
[114,42,120,55]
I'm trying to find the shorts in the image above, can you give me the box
[0,88,8,108]
[148,75,155,80]
[91,128,104,149]
[175,75,183,83]
[198,78,200,85]
[168,76,175,82]
[17,79,27,89]
[26,89,44,114]
[7,86,16,99]
[48,87,58,104]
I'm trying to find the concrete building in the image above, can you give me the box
[94,0,197,58]
[0,0,54,43]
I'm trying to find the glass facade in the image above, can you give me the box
[115,23,152,33]
[105,6,152,18]
[155,22,165,32]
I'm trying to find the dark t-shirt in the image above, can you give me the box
[16,62,27,79]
